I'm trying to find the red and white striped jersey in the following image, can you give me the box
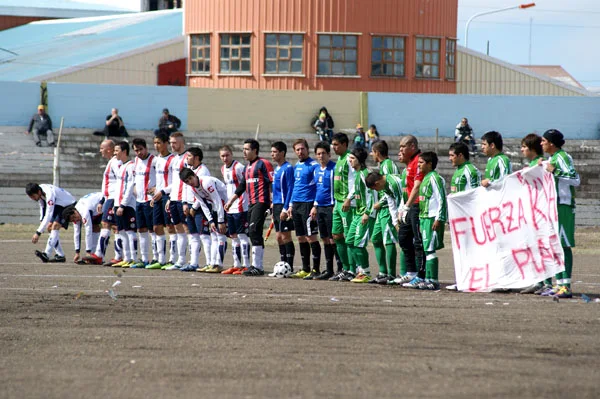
[101,157,122,200]
[133,154,156,203]
[155,153,175,193]
[115,161,135,208]
[221,160,248,214]
[189,176,228,223]
[36,184,76,234]
[183,163,211,204]
[165,152,188,202]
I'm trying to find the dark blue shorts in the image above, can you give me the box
[55,204,74,229]
[168,201,185,225]
[136,201,154,230]
[227,212,248,236]
[115,206,137,231]
[153,196,171,227]
[101,199,115,224]
[186,211,209,235]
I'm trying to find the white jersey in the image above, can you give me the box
[165,151,188,202]
[155,153,175,193]
[184,163,211,204]
[73,192,103,253]
[114,160,136,208]
[133,154,157,203]
[36,184,76,233]
[221,160,248,213]
[189,176,228,223]
[101,157,122,200]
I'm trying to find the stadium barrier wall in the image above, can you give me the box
[368,93,600,139]
[0,81,42,125]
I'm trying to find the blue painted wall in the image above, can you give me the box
[47,83,188,130]
[369,93,600,139]
[0,81,42,126]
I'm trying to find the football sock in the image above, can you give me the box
[139,231,149,263]
[310,241,321,273]
[373,241,386,274]
[252,245,264,270]
[200,234,211,265]
[426,252,438,281]
[563,247,572,288]
[299,242,310,272]
[324,243,335,274]
[189,234,200,266]
[176,233,187,265]
[126,231,138,261]
[239,233,250,267]
[278,244,287,262]
[156,234,166,264]
[284,241,295,268]
[386,243,397,276]
[335,238,349,271]
[168,234,177,263]
[232,237,241,267]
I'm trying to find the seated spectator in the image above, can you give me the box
[311,106,334,142]
[26,105,54,147]
[352,124,366,150]
[154,108,181,136]
[93,108,128,137]
[366,124,380,153]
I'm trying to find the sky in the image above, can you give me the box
[69,0,600,90]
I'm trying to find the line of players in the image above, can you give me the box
[27,129,578,297]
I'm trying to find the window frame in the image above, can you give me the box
[218,32,253,76]
[370,34,407,78]
[262,32,305,76]
[316,32,361,78]
[188,33,211,76]
[445,38,457,81]
[415,36,442,80]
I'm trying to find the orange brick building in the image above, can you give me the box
[185,0,458,92]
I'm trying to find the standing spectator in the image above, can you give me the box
[366,124,380,154]
[155,108,181,137]
[352,124,366,150]
[26,105,54,147]
[94,108,128,138]
[454,117,476,154]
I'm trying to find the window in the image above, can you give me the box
[371,36,405,77]
[415,37,440,79]
[265,33,304,74]
[220,33,251,74]
[317,34,358,76]
[190,34,210,74]
[446,38,456,80]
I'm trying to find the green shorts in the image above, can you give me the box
[558,204,575,248]
[346,212,374,248]
[372,207,398,245]
[420,217,444,252]
[332,201,353,237]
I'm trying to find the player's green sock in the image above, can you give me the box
[347,244,356,273]
[385,244,397,276]
[356,247,369,274]
[373,241,386,274]
[335,239,349,271]
[563,247,573,289]
[426,253,439,281]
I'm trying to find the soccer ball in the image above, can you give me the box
[272,261,292,278]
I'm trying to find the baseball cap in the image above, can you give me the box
[38,105,45,110]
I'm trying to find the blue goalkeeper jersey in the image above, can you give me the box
[291,157,318,203]
[313,160,335,207]
[272,161,294,209]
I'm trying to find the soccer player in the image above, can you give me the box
[369,140,400,285]
[329,133,356,281]
[180,167,228,272]
[147,133,176,269]
[346,147,377,283]
[225,139,274,276]
[446,142,481,290]
[163,132,189,270]
[539,129,580,299]
[62,192,103,263]
[309,141,337,280]
[112,141,138,268]
[220,145,251,274]
[480,130,512,188]
[413,151,447,290]
[270,141,295,272]
[396,135,426,287]
[26,183,75,263]
[131,138,157,268]
[86,139,122,266]
[288,139,321,279]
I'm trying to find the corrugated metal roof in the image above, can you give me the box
[0,9,183,81]
[0,0,136,18]
[518,65,584,89]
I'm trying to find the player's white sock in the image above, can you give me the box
[150,232,157,261]
[90,232,100,253]
[119,231,130,261]
[239,233,250,267]
[45,229,60,256]
[188,234,200,266]
[96,228,110,259]
[216,233,227,266]
[252,245,264,270]
[126,231,138,262]
[139,231,149,263]
[54,238,65,257]
[200,234,211,266]
[210,232,219,266]
[168,234,177,263]
[231,237,241,267]
[156,234,166,264]
[176,233,188,265]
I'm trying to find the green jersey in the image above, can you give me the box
[450,161,481,193]
[399,168,408,203]
[419,171,447,222]
[382,174,404,209]
[528,156,542,167]
[334,150,355,202]
[377,158,400,208]
[353,168,377,217]
[485,153,512,181]
[549,149,580,207]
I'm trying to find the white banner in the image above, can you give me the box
[448,165,565,292]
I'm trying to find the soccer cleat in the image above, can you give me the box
[377,275,394,285]
[165,263,183,271]
[48,255,66,263]
[534,284,553,295]
[104,259,121,267]
[340,270,356,282]
[290,270,310,279]
[540,286,559,297]
[145,261,163,269]
[161,262,174,270]
[328,270,347,281]
[520,283,542,294]
[303,270,320,280]
[112,260,128,267]
[205,265,223,273]
[129,261,146,269]
[394,274,415,285]
[315,271,333,280]
[149,259,158,265]
[232,267,248,275]
[402,276,424,288]
[351,273,372,283]
[242,266,265,276]
[423,280,441,290]
[34,250,50,263]
[222,267,242,275]
[121,261,134,268]
[197,265,212,272]
[446,283,458,291]
[84,253,103,265]
[180,264,198,272]
[553,286,573,299]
